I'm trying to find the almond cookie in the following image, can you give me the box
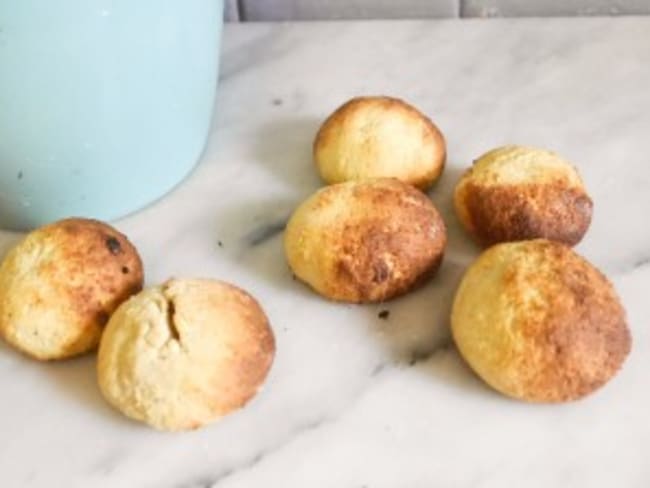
[451,239,631,402]
[97,278,275,431]
[454,145,593,246]
[0,218,143,360]
[284,178,447,303]
[314,96,446,190]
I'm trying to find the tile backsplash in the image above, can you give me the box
[462,0,650,17]
[226,0,650,20]
[224,0,239,21]
[239,0,459,21]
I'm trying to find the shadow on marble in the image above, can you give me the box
[251,117,323,192]
[365,259,459,357]
[0,337,25,368]
[0,337,123,423]
[427,162,482,260]
[357,161,485,391]
[361,257,495,396]
[214,197,298,290]
[43,355,122,421]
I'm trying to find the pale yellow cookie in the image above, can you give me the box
[452,239,631,403]
[97,278,275,432]
[0,218,143,360]
[284,178,447,303]
[314,96,446,189]
[454,145,593,246]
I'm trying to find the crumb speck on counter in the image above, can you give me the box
[272,98,283,106]
[378,310,390,319]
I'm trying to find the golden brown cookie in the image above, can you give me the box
[97,278,275,432]
[451,239,631,403]
[284,178,447,303]
[454,145,593,246]
[314,96,446,189]
[0,218,143,360]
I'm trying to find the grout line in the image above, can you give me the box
[236,0,246,21]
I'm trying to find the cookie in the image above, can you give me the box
[314,96,446,189]
[0,218,143,360]
[454,145,593,246]
[284,178,447,303]
[451,239,631,402]
[97,278,275,431]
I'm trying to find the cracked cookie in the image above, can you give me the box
[0,218,143,360]
[97,278,275,431]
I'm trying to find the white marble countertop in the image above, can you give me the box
[1,17,649,488]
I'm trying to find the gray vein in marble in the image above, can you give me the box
[174,478,219,488]
[175,416,334,488]
[606,253,650,277]
[633,255,650,270]
[244,219,288,246]
[174,362,398,488]
[89,450,123,477]
[407,338,454,367]
[370,362,387,377]
[175,334,456,488]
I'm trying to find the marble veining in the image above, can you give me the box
[244,219,288,246]
[0,17,649,488]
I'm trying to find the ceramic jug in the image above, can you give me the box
[0,0,223,230]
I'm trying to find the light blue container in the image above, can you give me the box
[0,0,223,230]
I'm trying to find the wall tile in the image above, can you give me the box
[225,0,240,21]
[241,0,459,21]
[462,0,650,17]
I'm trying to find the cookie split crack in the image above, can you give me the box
[162,285,181,344]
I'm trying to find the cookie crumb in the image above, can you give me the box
[378,310,390,319]
[217,240,223,248]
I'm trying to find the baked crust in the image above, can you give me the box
[314,96,446,190]
[284,178,447,303]
[0,218,143,360]
[454,146,592,246]
[97,278,275,431]
[451,239,631,402]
